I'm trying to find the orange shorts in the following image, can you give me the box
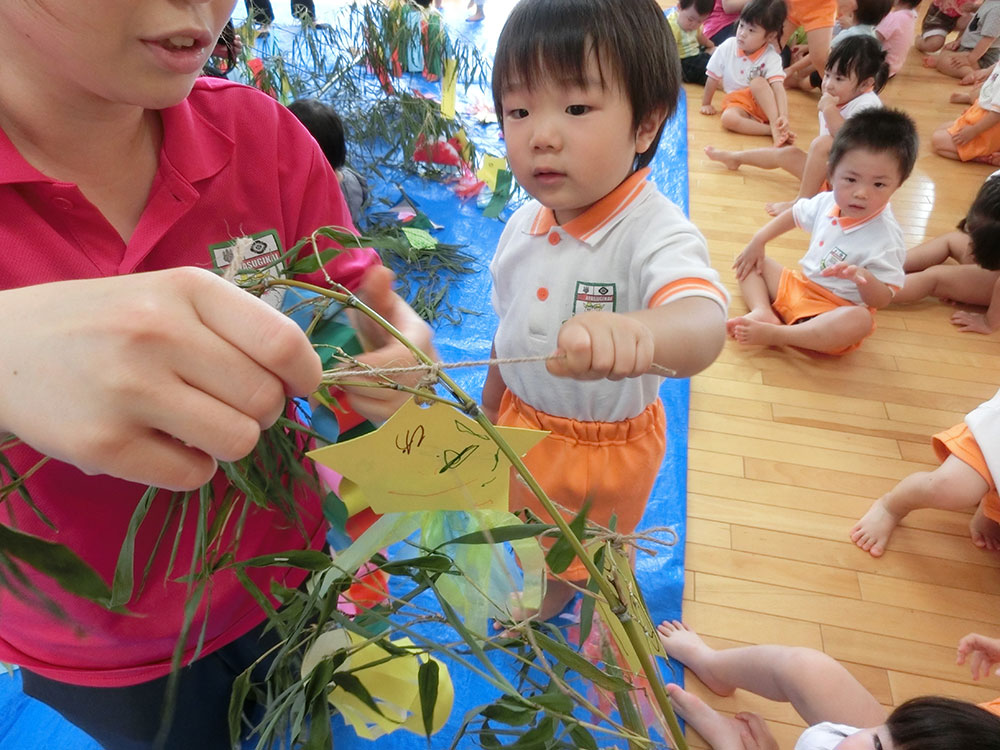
[498,390,667,581]
[932,422,1000,523]
[786,0,837,32]
[948,102,1000,162]
[772,268,875,355]
[722,88,769,123]
[980,696,1000,717]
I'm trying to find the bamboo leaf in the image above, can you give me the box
[545,503,589,575]
[481,698,537,727]
[380,553,453,575]
[110,485,158,607]
[331,672,390,720]
[237,549,333,571]
[530,692,573,715]
[529,632,631,692]
[437,523,552,548]
[567,722,599,750]
[417,658,440,737]
[0,524,111,605]
[228,667,253,746]
[305,694,333,750]
[509,715,556,750]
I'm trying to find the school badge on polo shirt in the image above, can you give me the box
[209,229,287,309]
[573,281,617,313]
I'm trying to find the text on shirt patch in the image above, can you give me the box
[209,229,287,309]
[573,281,617,313]
[818,247,848,270]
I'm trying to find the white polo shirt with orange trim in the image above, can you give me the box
[705,38,785,93]
[490,168,729,423]
[817,91,882,137]
[792,191,906,305]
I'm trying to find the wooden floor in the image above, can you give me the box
[678,26,1000,749]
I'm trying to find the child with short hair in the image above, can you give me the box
[924,0,1000,83]
[933,63,1000,162]
[656,620,1000,750]
[797,0,892,88]
[892,171,1000,333]
[706,35,887,217]
[287,98,370,228]
[702,0,794,145]
[728,108,918,355]
[852,378,1000,556]
[875,0,921,76]
[669,0,718,84]
[486,0,729,620]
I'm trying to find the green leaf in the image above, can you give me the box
[566,722,599,750]
[380,553,453,575]
[481,697,537,727]
[530,692,573,715]
[322,491,349,532]
[530,632,632,692]
[304,659,337,705]
[509,715,556,750]
[238,549,333,571]
[228,668,252,746]
[305,693,333,750]
[545,503,589,575]
[110,485,158,607]
[417,658,439,737]
[0,523,111,605]
[438,523,552,548]
[331,672,390,720]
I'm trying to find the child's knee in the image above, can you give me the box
[807,134,832,154]
[748,75,771,100]
[931,127,958,156]
[720,107,744,129]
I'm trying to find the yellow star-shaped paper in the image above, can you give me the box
[307,398,547,514]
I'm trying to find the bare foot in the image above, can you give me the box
[727,313,783,346]
[657,620,736,696]
[923,55,939,69]
[771,123,789,147]
[951,91,974,104]
[665,683,746,750]
[960,72,978,85]
[850,496,901,557]
[765,199,794,217]
[970,504,1000,550]
[705,146,740,170]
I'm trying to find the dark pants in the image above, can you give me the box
[21,619,284,750]
[680,52,713,85]
[709,22,737,46]
[244,0,317,24]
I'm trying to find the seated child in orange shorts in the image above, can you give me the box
[702,0,794,145]
[933,62,1000,163]
[852,386,1000,557]
[892,170,1000,333]
[728,108,918,355]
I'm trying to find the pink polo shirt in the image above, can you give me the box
[0,77,378,687]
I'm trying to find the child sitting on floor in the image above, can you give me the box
[875,0,921,77]
[917,0,978,54]
[728,108,918,355]
[932,62,1000,163]
[798,0,892,89]
[852,381,1000,556]
[485,0,729,622]
[669,0,717,85]
[656,620,1000,750]
[891,171,1000,333]
[702,0,794,145]
[705,36,887,218]
[924,0,1000,83]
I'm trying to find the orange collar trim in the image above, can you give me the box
[826,203,886,230]
[736,44,769,63]
[528,167,651,241]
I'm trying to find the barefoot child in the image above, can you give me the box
[705,35,887,217]
[924,0,1000,83]
[933,63,1000,162]
[485,0,729,621]
[702,0,794,145]
[656,620,1000,750]
[852,383,1000,557]
[728,108,918,354]
[892,171,1000,333]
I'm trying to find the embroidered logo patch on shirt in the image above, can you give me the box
[573,281,617,313]
[209,229,286,309]
[819,246,848,270]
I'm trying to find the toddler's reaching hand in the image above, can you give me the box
[820,262,868,285]
[957,633,1000,679]
[547,311,654,381]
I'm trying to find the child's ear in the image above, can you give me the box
[858,76,876,92]
[635,106,668,154]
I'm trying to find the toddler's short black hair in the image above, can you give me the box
[960,173,1000,269]
[826,35,889,93]
[887,697,1000,750]
[492,0,680,169]
[287,98,346,170]
[828,107,918,183]
[854,0,894,26]
[739,0,787,36]
[679,0,715,16]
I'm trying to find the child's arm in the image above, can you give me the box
[733,208,797,280]
[818,92,845,134]
[951,108,1000,145]
[957,632,1000,679]
[546,297,726,381]
[482,341,508,423]
[965,35,999,66]
[770,80,794,140]
[696,28,715,51]
[950,275,1000,333]
[701,77,720,114]
[818,263,895,308]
